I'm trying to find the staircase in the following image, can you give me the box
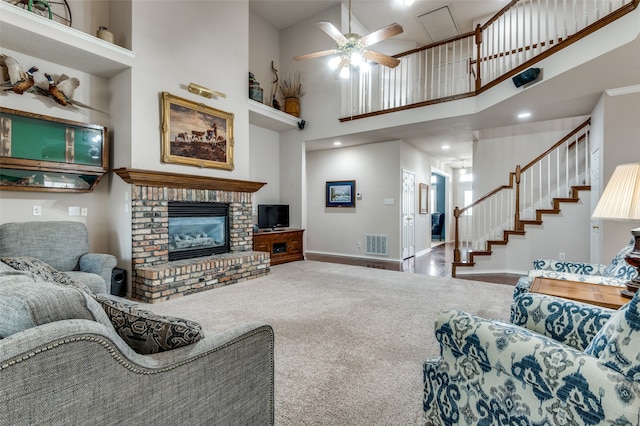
[452,120,591,276]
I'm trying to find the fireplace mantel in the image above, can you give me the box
[113,168,266,193]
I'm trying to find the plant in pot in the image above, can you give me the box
[279,70,304,117]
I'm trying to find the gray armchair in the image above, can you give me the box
[0,221,116,294]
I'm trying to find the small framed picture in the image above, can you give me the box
[161,91,234,170]
[419,183,428,214]
[326,180,356,208]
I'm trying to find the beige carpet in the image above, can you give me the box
[145,260,515,425]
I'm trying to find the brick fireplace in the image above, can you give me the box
[114,168,270,303]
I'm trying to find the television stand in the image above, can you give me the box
[253,228,304,265]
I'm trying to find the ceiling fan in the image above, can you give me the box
[293,0,403,78]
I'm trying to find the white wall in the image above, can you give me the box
[594,88,640,262]
[249,124,280,209]
[473,116,589,196]
[400,143,435,254]
[249,11,280,107]
[306,141,402,260]
[127,1,249,179]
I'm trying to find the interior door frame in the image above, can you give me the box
[401,169,415,259]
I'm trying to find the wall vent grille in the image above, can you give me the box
[365,234,388,255]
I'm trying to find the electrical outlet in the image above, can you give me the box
[68,206,80,216]
[32,205,42,216]
[81,207,88,216]
[357,241,361,248]
[559,252,566,261]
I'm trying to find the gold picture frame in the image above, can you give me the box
[419,183,428,214]
[161,92,234,170]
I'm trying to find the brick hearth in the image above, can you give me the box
[115,168,269,303]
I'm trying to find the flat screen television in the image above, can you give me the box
[257,204,289,229]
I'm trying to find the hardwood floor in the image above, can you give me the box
[403,242,522,286]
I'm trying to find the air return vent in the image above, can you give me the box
[365,234,388,255]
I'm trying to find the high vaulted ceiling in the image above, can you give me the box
[249,1,640,169]
[249,0,505,46]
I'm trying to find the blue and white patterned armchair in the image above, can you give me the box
[512,240,637,300]
[423,291,640,425]
[531,239,637,284]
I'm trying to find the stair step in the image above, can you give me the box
[452,261,474,267]
[504,230,526,236]
[470,250,491,257]
[572,185,591,195]
[536,209,560,219]
[451,261,475,278]
[520,219,543,226]
[554,197,579,203]
[487,240,508,246]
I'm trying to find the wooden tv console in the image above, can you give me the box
[253,228,304,265]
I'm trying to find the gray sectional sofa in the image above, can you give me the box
[0,250,274,424]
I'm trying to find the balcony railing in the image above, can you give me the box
[340,0,636,120]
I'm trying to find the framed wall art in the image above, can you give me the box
[326,180,356,208]
[419,183,428,214]
[161,92,234,170]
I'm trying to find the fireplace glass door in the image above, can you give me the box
[168,202,229,261]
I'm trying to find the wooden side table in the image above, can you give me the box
[530,277,628,310]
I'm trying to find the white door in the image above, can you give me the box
[402,170,415,259]
[590,148,601,263]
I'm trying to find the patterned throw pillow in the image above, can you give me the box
[595,291,640,380]
[93,295,203,354]
[603,241,637,279]
[1,256,92,294]
[584,302,629,357]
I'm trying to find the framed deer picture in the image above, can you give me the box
[161,92,234,170]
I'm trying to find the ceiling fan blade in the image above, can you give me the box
[293,49,339,61]
[360,23,403,47]
[315,21,347,44]
[363,50,401,68]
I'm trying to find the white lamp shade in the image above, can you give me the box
[592,162,640,220]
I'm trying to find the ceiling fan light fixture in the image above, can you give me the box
[328,56,342,70]
[294,0,403,79]
[350,51,363,66]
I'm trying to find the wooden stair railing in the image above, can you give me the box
[452,119,591,276]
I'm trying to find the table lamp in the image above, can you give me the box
[592,162,640,298]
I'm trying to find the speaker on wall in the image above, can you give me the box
[110,267,126,296]
[512,67,541,88]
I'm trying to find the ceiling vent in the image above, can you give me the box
[417,6,459,44]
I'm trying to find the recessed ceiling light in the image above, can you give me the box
[333,141,342,146]
[518,112,532,119]
[442,145,450,150]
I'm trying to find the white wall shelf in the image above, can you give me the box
[0,2,134,79]
[248,99,300,132]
